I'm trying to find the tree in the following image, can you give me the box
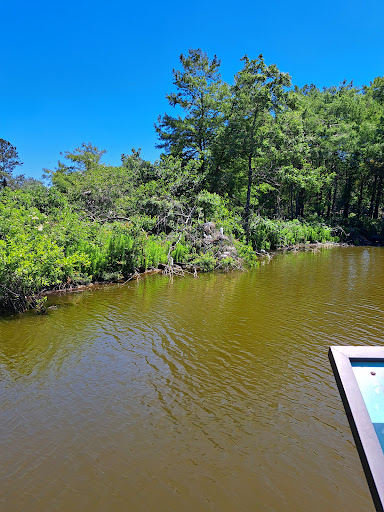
[227,55,291,239]
[62,142,106,173]
[296,82,363,219]
[44,143,115,219]
[360,78,384,218]
[0,139,23,186]
[155,49,228,182]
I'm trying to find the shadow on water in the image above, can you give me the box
[1,247,384,511]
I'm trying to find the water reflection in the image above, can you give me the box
[1,247,383,511]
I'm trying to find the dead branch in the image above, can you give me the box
[166,205,196,275]
[123,270,141,284]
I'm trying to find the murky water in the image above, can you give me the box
[1,246,384,511]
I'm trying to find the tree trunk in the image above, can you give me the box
[300,201,305,218]
[295,190,304,218]
[326,186,332,219]
[245,154,253,243]
[356,177,365,219]
[276,193,281,219]
[331,177,338,216]
[342,177,352,219]
[369,172,378,218]
[317,191,323,216]
[373,176,383,219]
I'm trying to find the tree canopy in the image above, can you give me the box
[0,139,23,186]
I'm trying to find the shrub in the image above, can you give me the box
[191,252,217,272]
[171,242,190,263]
[248,217,338,250]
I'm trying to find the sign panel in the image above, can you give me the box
[352,362,384,453]
[329,346,384,512]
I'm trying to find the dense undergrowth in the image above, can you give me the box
[0,178,338,313]
[2,143,383,313]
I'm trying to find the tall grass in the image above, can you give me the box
[248,217,338,251]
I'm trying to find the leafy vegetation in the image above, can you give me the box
[1,49,384,311]
[248,218,337,251]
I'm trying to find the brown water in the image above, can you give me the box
[1,246,383,512]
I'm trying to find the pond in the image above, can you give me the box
[1,246,384,511]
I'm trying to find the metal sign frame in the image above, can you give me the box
[329,346,384,512]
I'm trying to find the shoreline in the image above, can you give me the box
[37,241,346,309]
[0,241,361,317]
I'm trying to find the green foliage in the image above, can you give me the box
[191,252,217,272]
[0,139,23,185]
[0,192,90,310]
[34,296,48,314]
[196,190,223,220]
[0,189,145,309]
[171,242,190,263]
[217,256,238,271]
[341,216,384,243]
[248,217,338,251]
[141,237,169,269]
[155,49,228,168]
[234,240,260,266]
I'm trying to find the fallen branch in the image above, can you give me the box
[123,270,141,284]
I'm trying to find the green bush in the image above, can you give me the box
[234,240,259,266]
[171,242,190,263]
[248,217,338,250]
[217,256,238,271]
[0,197,90,310]
[191,252,217,272]
[141,237,168,269]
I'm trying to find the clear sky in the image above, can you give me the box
[2,0,384,180]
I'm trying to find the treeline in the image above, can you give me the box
[155,50,384,230]
[1,48,383,312]
[0,143,336,312]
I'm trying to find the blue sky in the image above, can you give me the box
[2,0,384,179]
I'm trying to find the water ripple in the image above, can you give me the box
[0,247,383,511]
